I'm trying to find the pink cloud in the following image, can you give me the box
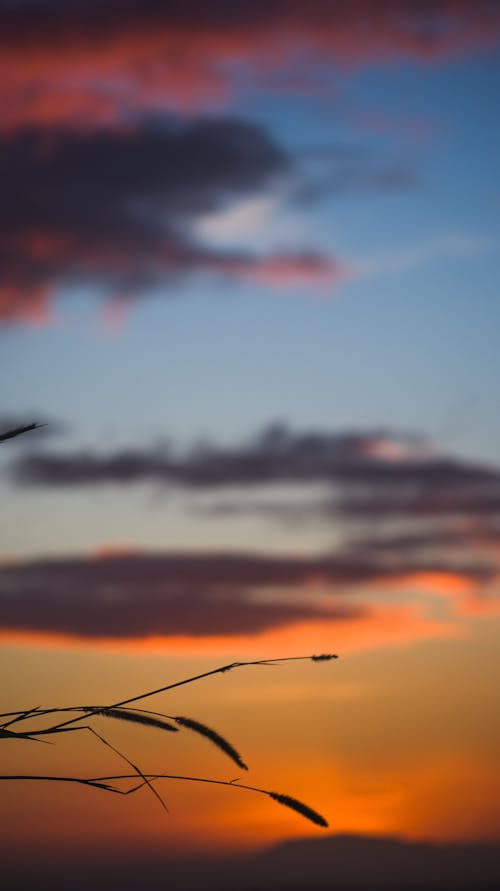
[0,2,499,131]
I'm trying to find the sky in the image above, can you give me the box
[1,2,500,888]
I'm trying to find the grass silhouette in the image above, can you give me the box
[0,422,45,442]
[0,655,337,826]
[1,423,336,828]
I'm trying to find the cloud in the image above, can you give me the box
[0,549,489,643]
[0,122,347,323]
[337,491,500,518]
[343,525,500,555]
[1,2,499,131]
[11,423,499,595]
[0,552,347,639]
[11,423,500,491]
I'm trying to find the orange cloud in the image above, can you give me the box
[385,570,480,596]
[455,588,500,618]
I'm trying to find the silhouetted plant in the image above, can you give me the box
[1,423,336,828]
[0,655,337,825]
[0,422,45,442]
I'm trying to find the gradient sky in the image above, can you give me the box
[1,2,500,885]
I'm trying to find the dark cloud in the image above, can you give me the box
[0,549,489,641]
[0,122,347,323]
[1,2,499,131]
[3,120,288,228]
[200,495,500,527]
[337,489,500,518]
[343,525,500,554]
[11,424,500,583]
[11,423,500,492]
[0,550,370,640]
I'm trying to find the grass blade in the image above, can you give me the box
[268,791,329,827]
[82,707,178,733]
[174,716,248,770]
[0,423,45,443]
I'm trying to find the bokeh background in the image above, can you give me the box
[1,2,499,888]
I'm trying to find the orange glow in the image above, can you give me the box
[0,602,459,656]
[456,589,500,617]
[370,569,482,596]
[1,603,499,858]
[400,571,481,595]
[2,747,499,856]
[387,752,500,841]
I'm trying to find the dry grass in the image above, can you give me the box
[0,655,337,826]
[1,422,336,828]
[0,422,45,442]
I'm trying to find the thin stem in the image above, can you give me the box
[29,654,337,735]
[0,771,328,826]
[0,775,122,792]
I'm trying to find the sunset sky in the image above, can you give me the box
[1,2,500,887]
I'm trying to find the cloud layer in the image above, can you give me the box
[12,423,500,494]
[9,424,499,608]
[0,548,490,642]
[4,422,498,644]
[2,2,498,323]
[1,1,499,131]
[0,121,346,323]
